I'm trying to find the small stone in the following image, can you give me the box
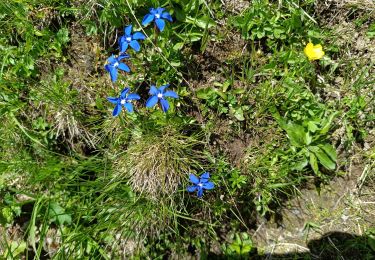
[341,215,349,221]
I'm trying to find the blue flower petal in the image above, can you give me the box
[146,95,158,108]
[189,174,199,184]
[107,97,119,104]
[155,18,165,31]
[149,8,157,15]
[107,55,116,64]
[202,181,214,190]
[119,35,125,44]
[160,99,169,112]
[156,7,165,14]
[129,40,141,52]
[113,103,122,116]
[149,85,158,95]
[159,84,170,93]
[124,103,133,113]
[197,188,204,198]
[118,63,130,72]
[187,185,197,193]
[163,91,178,98]
[132,32,146,40]
[127,93,140,100]
[124,25,132,36]
[142,14,155,26]
[200,172,210,183]
[118,54,130,60]
[120,88,130,99]
[161,12,173,22]
[108,66,118,82]
[104,64,111,73]
[120,41,129,53]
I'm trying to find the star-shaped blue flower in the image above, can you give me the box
[104,54,130,82]
[119,25,146,53]
[142,7,173,32]
[145,84,178,112]
[187,172,215,198]
[107,87,140,116]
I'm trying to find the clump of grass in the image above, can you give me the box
[116,125,205,198]
[30,70,96,150]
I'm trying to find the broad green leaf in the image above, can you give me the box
[291,158,308,171]
[305,132,312,145]
[309,153,319,175]
[320,112,339,134]
[229,244,241,254]
[48,202,72,226]
[222,80,231,92]
[186,16,215,29]
[310,146,336,170]
[232,107,245,121]
[173,42,184,51]
[318,143,337,162]
[196,88,215,99]
[242,244,253,253]
[307,121,318,133]
[215,90,227,101]
[184,32,203,42]
[170,61,181,67]
[5,241,26,258]
[284,123,307,147]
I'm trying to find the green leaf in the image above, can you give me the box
[222,80,231,92]
[309,153,319,175]
[186,16,215,29]
[48,202,72,226]
[215,90,227,101]
[305,132,312,145]
[232,107,245,121]
[320,112,339,134]
[184,32,203,42]
[229,244,241,254]
[5,241,26,258]
[307,121,319,132]
[369,234,375,252]
[242,244,253,254]
[310,146,336,170]
[284,123,307,147]
[173,42,184,51]
[291,158,309,171]
[196,88,215,99]
[318,143,337,163]
[174,6,186,22]
[28,199,41,254]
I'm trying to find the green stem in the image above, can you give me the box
[154,24,159,46]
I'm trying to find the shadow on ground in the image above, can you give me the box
[210,232,375,259]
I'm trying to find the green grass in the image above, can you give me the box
[0,0,374,258]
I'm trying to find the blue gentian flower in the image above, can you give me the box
[107,87,140,116]
[104,54,130,82]
[142,7,173,32]
[145,84,178,112]
[119,25,146,53]
[187,172,215,198]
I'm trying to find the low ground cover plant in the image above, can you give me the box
[0,0,374,258]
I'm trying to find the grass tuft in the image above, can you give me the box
[116,125,206,198]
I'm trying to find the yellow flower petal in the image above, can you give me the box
[304,42,324,61]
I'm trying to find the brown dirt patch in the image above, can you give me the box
[252,164,375,255]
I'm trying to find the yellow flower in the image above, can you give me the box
[304,42,324,61]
